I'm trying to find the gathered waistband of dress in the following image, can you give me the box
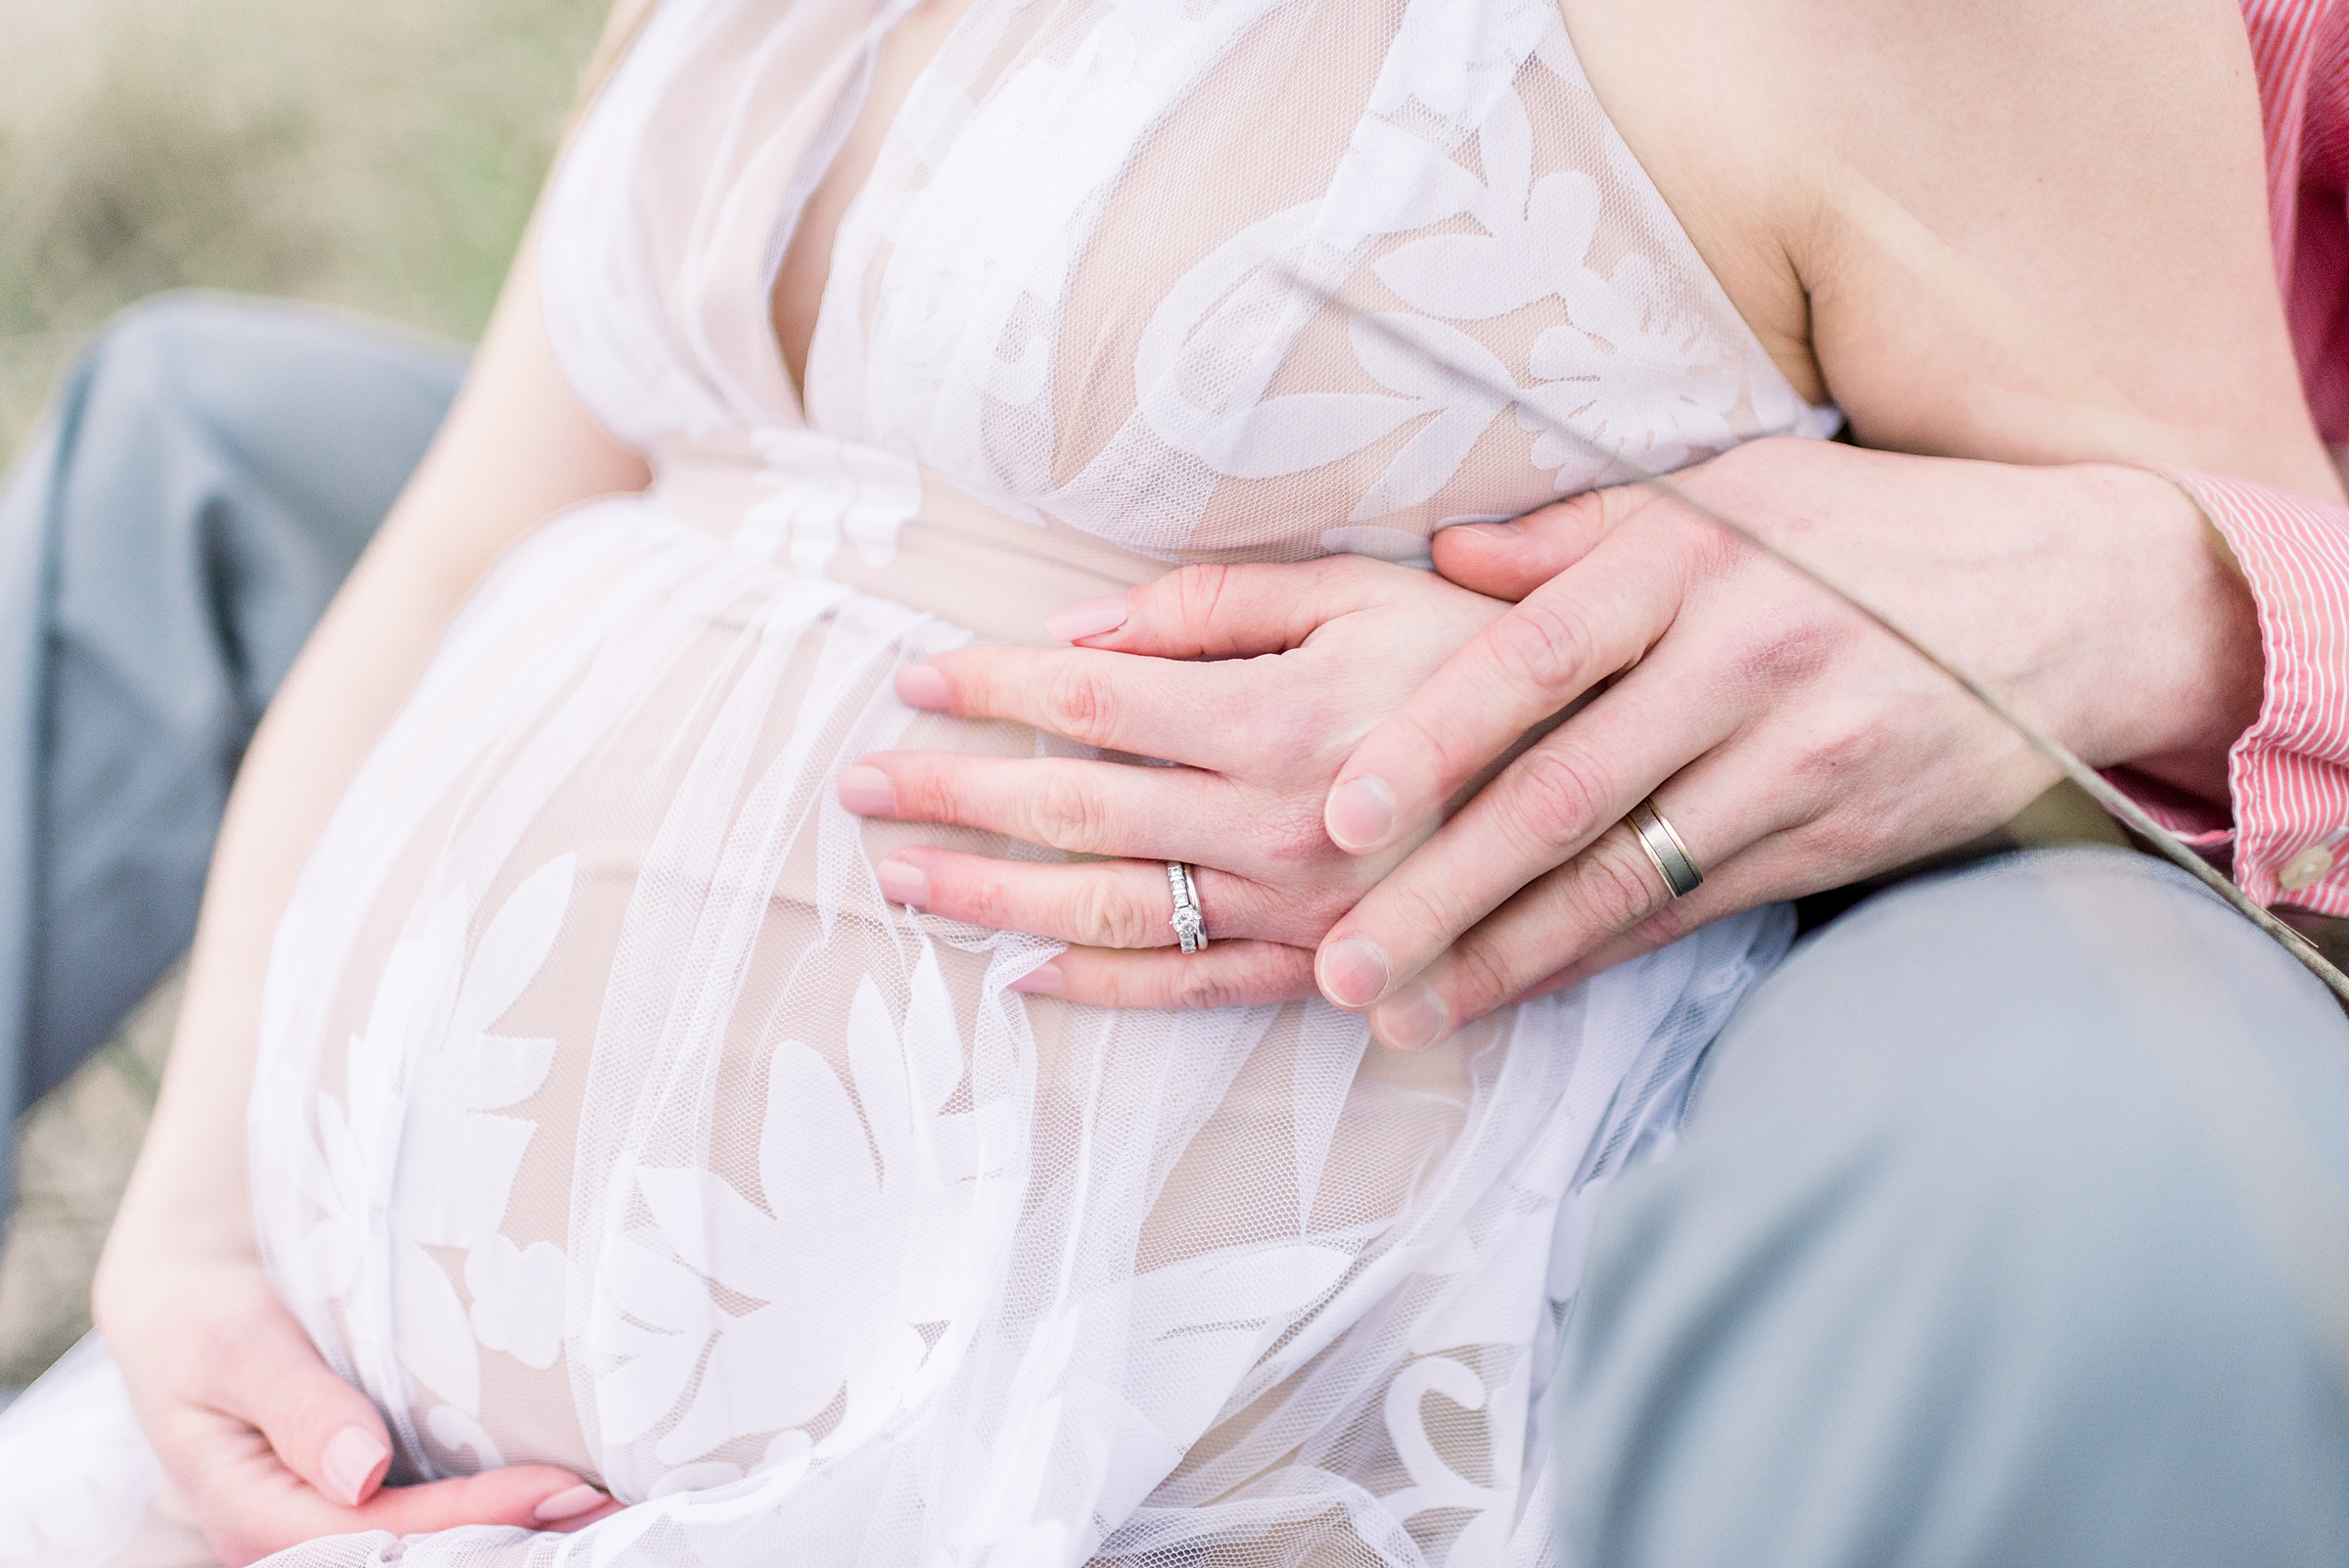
[644,432,1172,647]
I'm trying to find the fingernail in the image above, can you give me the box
[1318,937,1390,1009]
[1462,521,1521,538]
[1325,776,1397,851]
[895,663,950,710]
[533,1483,608,1523]
[876,855,930,907]
[319,1425,390,1508]
[1010,961,1065,995]
[1373,985,1451,1052]
[837,765,897,816]
[1043,593,1128,643]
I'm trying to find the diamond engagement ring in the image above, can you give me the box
[1166,861,1209,953]
[1626,797,1704,899]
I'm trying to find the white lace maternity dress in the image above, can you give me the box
[0,1,1836,1563]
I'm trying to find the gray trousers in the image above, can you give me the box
[0,295,462,1210]
[10,298,2349,1560]
[1554,848,2349,1565]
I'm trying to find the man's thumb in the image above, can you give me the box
[1431,485,1651,601]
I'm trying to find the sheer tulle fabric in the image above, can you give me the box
[0,0,1835,1564]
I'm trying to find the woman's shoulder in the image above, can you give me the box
[1561,0,2333,495]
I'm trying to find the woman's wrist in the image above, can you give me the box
[95,1174,262,1334]
[96,1023,267,1332]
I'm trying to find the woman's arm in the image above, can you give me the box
[92,234,648,1560]
[1298,0,2341,1038]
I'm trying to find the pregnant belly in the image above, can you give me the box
[244,495,1059,1488]
[243,494,1488,1505]
[226,477,1789,1565]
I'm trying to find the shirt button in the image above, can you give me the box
[2279,843,2337,892]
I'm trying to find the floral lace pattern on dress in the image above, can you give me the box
[0,2,1831,1566]
[271,0,1825,1561]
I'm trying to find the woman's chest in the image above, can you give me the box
[555,0,1831,567]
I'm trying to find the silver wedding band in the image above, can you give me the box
[1166,861,1209,953]
[1627,797,1704,899]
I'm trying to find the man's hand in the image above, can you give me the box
[836,556,1508,1007]
[96,1252,617,1565]
[1313,438,2263,1046]
[841,438,2258,1039]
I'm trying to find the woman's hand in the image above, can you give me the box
[836,557,1508,1007]
[1313,437,2265,1046]
[96,1250,617,1564]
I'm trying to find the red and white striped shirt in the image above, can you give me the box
[2137,0,2349,918]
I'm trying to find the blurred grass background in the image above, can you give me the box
[0,0,610,463]
[0,0,609,1384]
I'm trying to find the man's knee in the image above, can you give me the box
[46,291,461,675]
[77,292,259,407]
[69,292,460,466]
[17,294,461,1105]
[1693,846,2348,1146]
[1554,849,2349,1566]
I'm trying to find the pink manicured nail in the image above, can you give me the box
[1043,593,1129,643]
[876,856,930,907]
[837,765,898,816]
[1373,985,1451,1052]
[1326,776,1397,851]
[532,1483,608,1523]
[318,1424,389,1508]
[1318,938,1390,1009]
[1010,962,1066,995]
[896,663,950,710]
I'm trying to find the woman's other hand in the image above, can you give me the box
[1313,437,2264,1047]
[93,1251,616,1565]
[837,557,1508,1008]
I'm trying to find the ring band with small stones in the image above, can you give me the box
[1167,861,1209,953]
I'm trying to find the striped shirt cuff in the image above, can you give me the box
[2153,469,2349,917]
